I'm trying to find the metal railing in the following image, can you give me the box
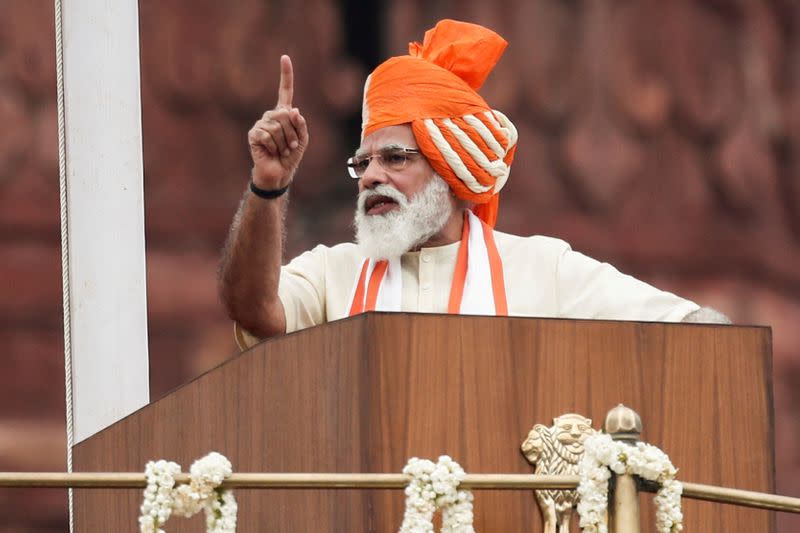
[1,472,798,512]
[3,405,798,532]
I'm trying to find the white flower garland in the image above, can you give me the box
[576,433,683,533]
[399,456,475,533]
[139,452,237,533]
[140,460,181,533]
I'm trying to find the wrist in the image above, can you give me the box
[251,167,294,190]
[249,180,290,199]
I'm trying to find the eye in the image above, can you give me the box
[384,152,408,165]
[351,158,370,172]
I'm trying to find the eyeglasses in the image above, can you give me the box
[346,147,422,178]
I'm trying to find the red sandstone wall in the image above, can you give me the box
[1,1,798,531]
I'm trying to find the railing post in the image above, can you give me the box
[605,404,642,533]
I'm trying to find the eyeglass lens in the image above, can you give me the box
[347,148,419,178]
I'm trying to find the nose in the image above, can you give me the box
[358,157,389,191]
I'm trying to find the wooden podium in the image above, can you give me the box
[72,313,774,531]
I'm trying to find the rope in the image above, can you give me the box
[421,110,518,197]
[53,0,74,531]
[423,118,492,194]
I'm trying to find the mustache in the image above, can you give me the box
[357,184,408,212]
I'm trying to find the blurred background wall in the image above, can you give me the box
[2,0,799,530]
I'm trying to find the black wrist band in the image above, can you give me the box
[249,180,290,199]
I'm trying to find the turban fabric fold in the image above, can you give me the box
[361,19,518,227]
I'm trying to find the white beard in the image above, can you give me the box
[354,175,454,260]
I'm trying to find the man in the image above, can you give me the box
[219,20,727,349]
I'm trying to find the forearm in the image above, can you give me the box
[219,55,307,340]
[218,187,288,338]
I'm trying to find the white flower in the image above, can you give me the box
[137,452,237,533]
[140,460,180,533]
[577,434,682,533]
[205,489,238,533]
[399,456,475,533]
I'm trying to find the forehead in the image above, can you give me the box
[357,124,417,155]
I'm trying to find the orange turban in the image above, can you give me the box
[361,19,518,227]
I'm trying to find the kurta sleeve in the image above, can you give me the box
[555,245,699,322]
[277,244,330,333]
[234,244,330,350]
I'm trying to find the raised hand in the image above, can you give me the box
[248,55,309,190]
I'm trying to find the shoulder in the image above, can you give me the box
[492,230,572,257]
[284,242,362,272]
[289,241,359,259]
[490,230,575,281]
[306,241,360,257]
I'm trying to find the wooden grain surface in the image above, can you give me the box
[73,313,773,532]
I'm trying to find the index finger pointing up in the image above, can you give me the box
[277,54,294,108]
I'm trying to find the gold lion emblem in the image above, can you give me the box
[521,413,596,533]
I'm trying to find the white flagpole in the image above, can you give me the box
[55,0,150,457]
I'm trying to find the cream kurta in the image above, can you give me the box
[236,230,699,349]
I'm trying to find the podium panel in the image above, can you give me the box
[73,313,774,532]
